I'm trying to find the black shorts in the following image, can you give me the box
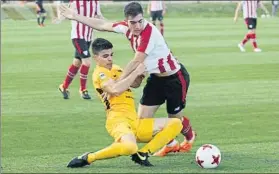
[72,39,91,59]
[245,18,257,29]
[150,10,163,21]
[140,64,190,115]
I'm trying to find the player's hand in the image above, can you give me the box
[135,63,146,76]
[162,10,166,16]
[59,4,75,20]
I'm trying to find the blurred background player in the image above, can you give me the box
[58,0,103,100]
[67,38,182,168]
[234,0,270,52]
[272,0,278,17]
[35,0,46,27]
[147,1,166,36]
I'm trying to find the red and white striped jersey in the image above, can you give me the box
[112,20,180,75]
[70,0,102,41]
[150,1,163,11]
[241,0,259,18]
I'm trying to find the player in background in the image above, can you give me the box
[60,1,195,157]
[67,38,182,168]
[147,1,166,36]
[234,0,270,52]
[58,0,103,100]
[272,0,278,17]
[35,0,46,27]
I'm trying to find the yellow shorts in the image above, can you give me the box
[106,111,154,143]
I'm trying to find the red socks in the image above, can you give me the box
[79,64,90,91]
[63,64,79,89]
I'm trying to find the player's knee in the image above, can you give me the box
[120,142,138,155]
[82,58,91,67]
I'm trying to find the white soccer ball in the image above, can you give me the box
[261,14,266,18]
[195,144,221,169]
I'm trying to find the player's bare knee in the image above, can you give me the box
[121,142,138,155]
[73,59,82,67]
[138,104,159,118]
[82,58,91,67]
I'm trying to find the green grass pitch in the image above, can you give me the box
[2,15,279,173]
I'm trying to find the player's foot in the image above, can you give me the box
[179,131,196,152]
[67,152,90,168]
[153,141,180,157]
[59,84,70,99]
[238,43,246,52]
[80,89,91,100]
[254,48,262,52]
[131,152,153,167]
[40,23,45,27]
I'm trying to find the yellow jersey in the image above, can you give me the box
[92,64,136,114]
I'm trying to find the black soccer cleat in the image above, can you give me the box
[59,84,70,99]
[80,89,91,100]
[67,152,90,168]
[131,152,154,167]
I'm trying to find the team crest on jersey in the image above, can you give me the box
[99,73,106,79]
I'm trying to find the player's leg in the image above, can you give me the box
[150,11,156,26]
[136,117,182,157]
[78,41,92,99]
[40,10,47,27]
[154,64,195,156]
[59,39,83,99]
[248,19,261,52]
[158,10,164,36]
[67,117,148,168]
[36,11,41,26]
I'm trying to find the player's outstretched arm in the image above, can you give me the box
[59,4,113,32]
[103,64,146,96]
[234,1,242,23]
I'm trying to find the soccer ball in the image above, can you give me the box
[195,144,221,169]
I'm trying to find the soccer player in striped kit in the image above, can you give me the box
[59,0,103,99]
[234,0,270,52]
[147,1,166,36]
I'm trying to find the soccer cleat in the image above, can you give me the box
[131,152,153,167]
[179,131,196,153]
[59,84,70,99]
[153,142,180,157]
[80,89,91,100]
[40,24,45,27]
[254,48,262,52]
[67,152,90,168]
[238,43,246,52]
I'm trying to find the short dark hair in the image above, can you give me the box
[92,38,113,55]
[124,2,143,18]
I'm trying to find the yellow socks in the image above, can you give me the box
[139,118,182,154]
[87,142,138,163]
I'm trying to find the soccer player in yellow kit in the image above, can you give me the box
[67,38,183,168]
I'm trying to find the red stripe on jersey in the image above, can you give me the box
[87,0,93,41]
[94,0,98,15]
[82,0,87,39]
[167,53,176,70]
[126,29,131,39]
[137,24,152,53]
[76,0,80,39]
[112,21,128,27]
